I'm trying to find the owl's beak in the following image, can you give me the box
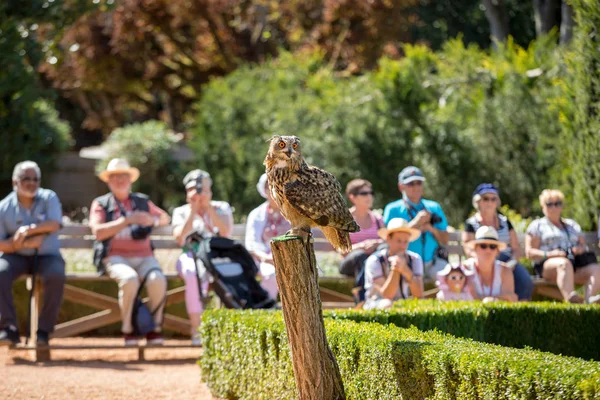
[285,148,293,158]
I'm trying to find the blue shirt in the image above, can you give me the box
[383,197,448,263]
[0,189,63,256]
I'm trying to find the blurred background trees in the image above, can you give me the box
[2,0,599,228]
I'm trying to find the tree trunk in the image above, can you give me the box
[270,236,346,400]
[560,2,574,45]
[482,0,509,47]
[533,0,560,37]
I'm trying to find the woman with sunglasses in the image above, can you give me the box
[338,179,384,302]
[462,183,533,300]
[464,226,517,302]
[526,189,600,303]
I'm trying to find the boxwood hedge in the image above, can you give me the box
[327,300,600,361]
[201,309,600,400]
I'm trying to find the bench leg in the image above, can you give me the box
[138,347,145,361]
[35,348,51,362]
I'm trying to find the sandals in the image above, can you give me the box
[566,291,584,304]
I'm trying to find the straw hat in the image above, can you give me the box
[377,218,421,242]
[256,173,268,199]
[98,158,140,183]
[467,226,507,251]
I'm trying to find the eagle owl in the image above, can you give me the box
[264,135,359,253]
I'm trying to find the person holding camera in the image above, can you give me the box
[526,189,600,303]
[383,166,449,280]
[462,183,533,300]
[0,161,65,346]
[89,158,170,346]
[172,169,233,345]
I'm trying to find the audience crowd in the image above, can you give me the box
[1,159,599,346]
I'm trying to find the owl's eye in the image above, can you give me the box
[278,142,286,149]
[292,143,298,149]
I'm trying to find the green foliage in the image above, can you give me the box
[201,309,600,399]
[552,1,600,230]
[328,300,600,360]
[98,121,191,210]
[191,40,566,225]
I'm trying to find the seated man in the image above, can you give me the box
[89,158,170,346]
[0,161,65,346]
[383,166,449,280]
[363,218,424,310]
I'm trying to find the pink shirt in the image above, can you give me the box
[90,197,165,258]
[349,211,383,245]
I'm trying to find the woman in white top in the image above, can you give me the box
[172,169,233,344]
[245,174,291,299]
[525,189,600,303]
[464,226,517,302]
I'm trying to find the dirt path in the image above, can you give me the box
[1,338,218,400]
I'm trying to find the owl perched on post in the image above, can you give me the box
[264,135,359,253]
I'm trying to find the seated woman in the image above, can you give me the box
[363,218,424,310]
[245,174,291,300]
[338,179,385,303]
[464,226,517,302]
[525,189,600,303]
[172,169,233,344]
[462,183,533,300]
[436,263,474,301]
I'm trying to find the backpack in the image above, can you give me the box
[92,192,151,274]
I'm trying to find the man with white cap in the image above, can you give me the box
[89,158,170,346]
[383,166,449,280]
[363,218,424,309]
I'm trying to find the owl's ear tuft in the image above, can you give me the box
[268,135,281,142]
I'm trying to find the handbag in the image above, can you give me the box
[132,268,166,336]
[560,219,598,270]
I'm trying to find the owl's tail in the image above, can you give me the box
[320,226,353,253]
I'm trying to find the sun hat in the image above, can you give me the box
[467,226,507,251]
[472,183,500,208]
[183,169,211,190]
[257,173,268,199]
[377,218,421,241]
[99,158,140,183]
[436,262,475,278]
[398,166,425,185]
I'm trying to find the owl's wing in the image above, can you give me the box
[284,166,359,232]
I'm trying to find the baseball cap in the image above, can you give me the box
[398,166,425,184]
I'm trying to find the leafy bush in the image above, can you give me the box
[98,120,191,210]
[201,309,600,399]
[328,300,600,360]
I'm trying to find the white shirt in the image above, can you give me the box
[171,201,233,237]
[364,248,423,300]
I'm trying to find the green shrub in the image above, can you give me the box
[201,309,600,399]
[328,300,600,360]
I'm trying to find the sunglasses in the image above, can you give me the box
[356,191,374,196]
[476,243,498,250]
[405,181,423,187]
[448,275,465,281]
[19,177,40,183]
[545,201,563,208]
[481,196,498,202]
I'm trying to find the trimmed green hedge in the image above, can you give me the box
[201,309,600,399]
[327,300,600,361]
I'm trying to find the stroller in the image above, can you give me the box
[185,231,277,310]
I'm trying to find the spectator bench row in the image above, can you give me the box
[10,224,600,361]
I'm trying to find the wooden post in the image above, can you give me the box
[271,236,345,400]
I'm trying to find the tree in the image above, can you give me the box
[482,0,510,45]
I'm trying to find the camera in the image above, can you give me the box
[430,213,442,224]
[130,225,152,240]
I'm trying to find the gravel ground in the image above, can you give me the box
[1,338,220,400]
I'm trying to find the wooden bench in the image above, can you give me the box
[10,224,599,361]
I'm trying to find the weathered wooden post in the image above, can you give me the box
[271,235,345,400]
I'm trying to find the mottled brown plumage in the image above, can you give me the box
[264,135,359,252]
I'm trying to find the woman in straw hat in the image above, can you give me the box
[464,226,517,302]
[462,183,533,300]
[363,218,424,310]
[245,173,291,300]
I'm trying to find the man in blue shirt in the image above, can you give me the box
[0,161,65,346]
[383,166,449,279]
